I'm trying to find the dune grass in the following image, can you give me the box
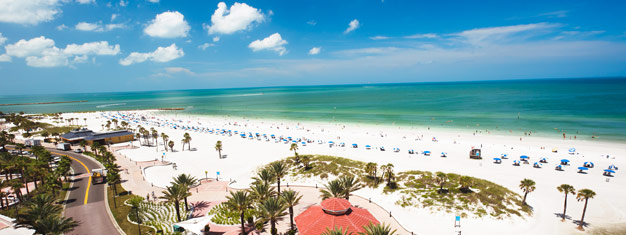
[267,155,529,219]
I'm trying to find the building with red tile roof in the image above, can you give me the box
[295,198,379,235]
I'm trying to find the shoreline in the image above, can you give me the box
[0,100,88,106]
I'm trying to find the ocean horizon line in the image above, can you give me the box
[2,76,625,98]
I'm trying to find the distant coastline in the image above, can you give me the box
[0,100,88,106]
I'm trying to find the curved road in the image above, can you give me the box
[48,148,120,235]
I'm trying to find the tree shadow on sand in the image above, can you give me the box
[553,213,572,220]
[573,219,590,228]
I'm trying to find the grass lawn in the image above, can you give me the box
[107,184,155,235]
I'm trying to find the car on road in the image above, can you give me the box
[74,148,83,153]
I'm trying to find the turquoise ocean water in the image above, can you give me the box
[1,78,625,141]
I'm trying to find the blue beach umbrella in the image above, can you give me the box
[365,145,371,148]
[329,141,334,144]
[578,167,588,171]
[520,155,529,159]
[569,148,576,153]
[424,151,431,155]
[584,162,594,167]
[604,169,616,173]
[513,160,520,165]
[493,158,501,161]
[609,164,618,170]
[352,143,357,147]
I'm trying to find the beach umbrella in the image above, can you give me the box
[569,148,576,153]
[493,158,501,161]
[329,141,334,144]
[352,143,357,147]
[424,151,431,155]
[501,154,508,157]
[520,155,529,160]
[604,169,616,173]
[578,167,588,171]
[533,162,542,167]
[609,164,618,170]
[513,160,520,164]
[561,159,570,163]
[365,145,371,148]
[292,140,297,143]
[302,142,306,145]
[584,162,594,167]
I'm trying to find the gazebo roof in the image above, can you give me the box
[295,198,379,235]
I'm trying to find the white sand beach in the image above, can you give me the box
[50,110,626,234]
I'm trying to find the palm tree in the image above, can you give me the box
[320,179,345,199]
[183,133,192,151]
[281,189,302,232]
[300,155,311,169]
[519,178,536,205]
[161,133,169,151]
[576,189,596,230]
[168,140,175,152]
[289,143,298,156]
[270,161,287,195]
[435,172,447,193]
[107,171,121,207]
[160,184,185,222]
[173,174,198,211]
[127,196,144,234]
[152,129,159,151]
[258,197,288,235]
[226,191,252,235]
[249,182,275,203]
[365,162,378,180]
[359,223,397,235]
[215,140,223,158]
[339,175,362,200]
[79,140,87,152]
[556,184,576,221]
[323,226,352,235]
[253,168,276,186]
[459,176,473,193]
[16,194,79,234]
[380,164,394,186]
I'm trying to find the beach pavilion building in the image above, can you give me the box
[295,198,379,234]
[60,128,134,145]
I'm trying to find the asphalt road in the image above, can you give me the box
[48,148,120,235]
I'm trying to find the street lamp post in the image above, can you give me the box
[205,171,208,181]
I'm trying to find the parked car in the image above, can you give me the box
[74,148,83,153]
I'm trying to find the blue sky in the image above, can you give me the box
[0,0,625,95]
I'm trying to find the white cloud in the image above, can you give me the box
[165,67,194,75]
[454,23,560,46]
[75,22,126,32]
[308,47,321,55]
[404,33,438,39]
[56,24,68,31]
[0,0,65,25]
[147,0,159,3]
[119,0,128,7]
[538,10,568,18]
[75,22,100,31]
[144,11,190,38]
[0,33,6,45]
[370,36,389,40]
[111,14,119,21]
[0,54,10,62]
[63,41,120,55]
[25,47,68,67]
[120,43,184,66]
[4,36,121,67]
[198,43,214,50]
[344,19,359,34]
[213,36,220,42]
[207,2,265,34]
[5,36,55,58]
[248,33,287,55]
[307,20,316,26]
[76,0,95,4]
